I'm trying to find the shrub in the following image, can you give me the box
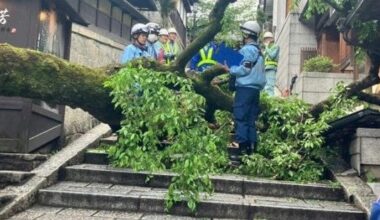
[303,56,334,73]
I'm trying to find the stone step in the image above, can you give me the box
[0,153,48,171]
[84,148,242,165]
[0,170,33,185]
[99,134,118,146]
[63,164,345,202]
[37,181,365,220]
[84,151,109,165]
[9,205,210,220]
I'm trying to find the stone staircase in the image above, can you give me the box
[0,153,48,188]
[8,147,367,220]
[0,153,48,212]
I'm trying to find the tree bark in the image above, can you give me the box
[0,44,122,129]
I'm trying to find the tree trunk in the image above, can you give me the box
[0,1,236,130]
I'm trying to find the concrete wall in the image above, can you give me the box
[275,13,317,92]
[64,24,128,144]
[350,128,380,180]
[293,72,365,104]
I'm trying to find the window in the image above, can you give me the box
[79,0,96,24]
[83,0,97,8]
[121,13,131,39]
[97,0,111,30]
[111,6,122,35]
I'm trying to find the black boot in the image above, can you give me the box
[246,144,253,155]
[238,142,247,155]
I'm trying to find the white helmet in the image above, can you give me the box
[159,28,169,36]
[240,21,261,36]
[131,23,148,36]
[263,32,274,39]
[146,22,160,34]
[168,28,177,34]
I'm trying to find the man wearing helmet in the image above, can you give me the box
[263,32,279,96]
[154,28,169,64]
[225,20,266,159]
[164,28,181,64]
[120,23,152,63]
[146,22,161,59]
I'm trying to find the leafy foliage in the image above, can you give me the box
[303,56,335,73]
[187,0,262,46]
[104,65,360,210]
[104,65,229,211]
[238,84,361,182]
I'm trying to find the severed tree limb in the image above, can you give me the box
[356,92,380,105]
[310,51,380,118]
[201,65,228,83]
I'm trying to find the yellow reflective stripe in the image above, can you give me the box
[265,56,277,66]
[265,61,278,66]
[197,47,217,67]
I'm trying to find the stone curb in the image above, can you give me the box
[64,163,345,201]
[0,124,111,219]
[323,153,377,219]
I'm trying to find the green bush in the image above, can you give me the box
[303,56,334,72]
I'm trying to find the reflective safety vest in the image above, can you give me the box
[164,42,179,64]
[265,56,278,67]
[197,46,217,67]
[264,45,278,67]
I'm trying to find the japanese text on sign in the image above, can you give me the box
[0,8,10,25]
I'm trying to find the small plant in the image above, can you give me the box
[303,56,335,73]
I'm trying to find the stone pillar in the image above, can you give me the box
[350,128,380,180]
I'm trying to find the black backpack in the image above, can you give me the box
[228,45,262,91]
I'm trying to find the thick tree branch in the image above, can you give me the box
[356,92,380,105]
[0,44,123,129]
[201,65,227,83]
[174,0,235,71]
[310,51,380,117]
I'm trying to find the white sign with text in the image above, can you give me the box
[0,8,10,25]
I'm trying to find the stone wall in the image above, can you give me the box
[69,24,127,67]
[293,72,365,104]
[64,24,128,144]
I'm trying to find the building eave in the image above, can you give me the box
[58,0,88,26]
[126,0,157,11]
[110,0,149,23]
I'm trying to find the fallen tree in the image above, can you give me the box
[0,0,379,127]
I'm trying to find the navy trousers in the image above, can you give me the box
[233,87,260,145]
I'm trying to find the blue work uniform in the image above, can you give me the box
[263,44,279,96]
[120,44,152,64]
[371,200,380,220]
[147,42,157,60]
[190,42,218,73]
[230,41,266,148]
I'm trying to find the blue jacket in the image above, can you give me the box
[230,42,266,90]
[120,44,152,64]
[147,42,157,59]
[371,200,380,220]
[154,41,164,56]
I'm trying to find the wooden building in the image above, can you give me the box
[0,0,87,153]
